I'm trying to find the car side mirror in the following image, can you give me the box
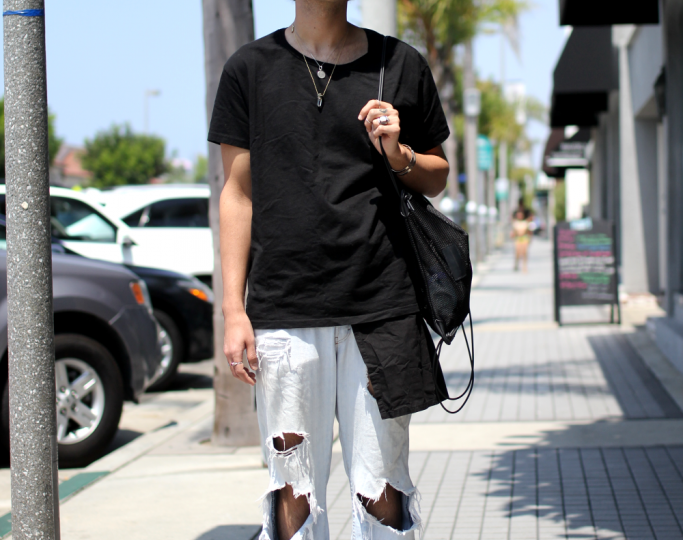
[122,235,136,247]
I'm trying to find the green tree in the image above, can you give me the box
[82,124,167,187]
[477,79,522,143]
[398,0,528,105]
[0,96,64,179]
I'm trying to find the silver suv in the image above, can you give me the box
[0,249,163,467]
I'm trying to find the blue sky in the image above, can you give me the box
[1,0,566,168]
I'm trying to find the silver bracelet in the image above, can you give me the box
[391,144,416,176]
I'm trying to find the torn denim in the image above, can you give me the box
[254,327,421,540]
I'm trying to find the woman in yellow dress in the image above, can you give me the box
[511,209,531,272]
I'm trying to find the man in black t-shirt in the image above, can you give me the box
[209,2,450,539]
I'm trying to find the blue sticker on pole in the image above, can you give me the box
[477,135,494,171]
[3,9,44,17]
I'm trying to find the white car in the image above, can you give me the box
[98,184,213,285]
[0,185,213,284]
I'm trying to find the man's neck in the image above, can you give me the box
[293,0,350,57]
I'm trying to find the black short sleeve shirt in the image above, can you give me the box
[209,28,450,329]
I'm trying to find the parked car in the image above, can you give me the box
[120,265,213,391]
[97,184,213,287]
[0,241,163,467]
[49,235,215,392]
[0,185,213,284]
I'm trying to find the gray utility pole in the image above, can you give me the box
[463,40,481,263]
[203,0,259,446]
[487,157,496,252]
[3,2,60,539]
[361,0,397,37]
[498,140,509,226]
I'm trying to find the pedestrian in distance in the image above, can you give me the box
[511,209,532,272]
[209,1,451,538]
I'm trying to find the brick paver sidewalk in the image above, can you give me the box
[51,239,683,540]
[325,239,683,540]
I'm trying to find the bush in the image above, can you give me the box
[82,124,166,187]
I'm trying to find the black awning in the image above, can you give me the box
[550,27,617,127]
[559,0,659,26]
[550,93,608,127]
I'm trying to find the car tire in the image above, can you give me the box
[1,334,124,468]
[146,310,184,392]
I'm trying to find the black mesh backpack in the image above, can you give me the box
[378,36,474,414]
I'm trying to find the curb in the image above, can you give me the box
[0,394,215,539]
[626,329,683,413]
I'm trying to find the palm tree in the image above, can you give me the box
[202,0,259,447]
[398,0,528,200]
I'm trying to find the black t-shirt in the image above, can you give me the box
[209,28,449,329]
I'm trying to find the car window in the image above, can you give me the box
[51,197,117,242]
[146,198,209,228]
[122,207,147,227]
[0,194,117,242]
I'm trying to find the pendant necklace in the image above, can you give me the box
[292,23,345,79]
[291,24,349,108]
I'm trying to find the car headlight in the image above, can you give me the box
[176,278,214,304]
[130,280,153,312]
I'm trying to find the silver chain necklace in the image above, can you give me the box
[291,23,347,79]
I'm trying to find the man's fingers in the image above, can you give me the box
[358,100,392,121]
[371,124,400,139]
[234,363,256,386]
[246,340,259,371]
[365,108,397,124]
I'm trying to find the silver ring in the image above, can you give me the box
[230,361,243,367]
[379,115,389,126]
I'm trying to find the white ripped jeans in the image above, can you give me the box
[255,326,421,540]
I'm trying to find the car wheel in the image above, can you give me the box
[146,310,184,392]
[1,334,124,468]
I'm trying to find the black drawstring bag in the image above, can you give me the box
[377,35,474,414]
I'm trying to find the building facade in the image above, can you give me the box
[546,0,683,372]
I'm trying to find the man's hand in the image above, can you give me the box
[223,310,258,386]
[358,99,410,172]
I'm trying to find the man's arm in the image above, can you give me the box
[219,143,258,386]
[388,144,449,197]
[359,100,449,197]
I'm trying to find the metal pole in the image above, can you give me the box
[361,0,397,37]
[203,0,260,447]
[488,162,496,251]
[3,2,60,538]
[463,40,481,263]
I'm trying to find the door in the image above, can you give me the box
[124,197,213,277]
[51,197,126,263]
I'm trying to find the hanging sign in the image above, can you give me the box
[477,135,493,171]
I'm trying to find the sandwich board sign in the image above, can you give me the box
[553,218,620,325]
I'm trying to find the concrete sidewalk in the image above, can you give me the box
[9,239,683,539]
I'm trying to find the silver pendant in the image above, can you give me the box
[317,94,323,108]
[317,69,326,79]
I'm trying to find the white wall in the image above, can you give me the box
[565,169,590,221]
[628,25,663,117]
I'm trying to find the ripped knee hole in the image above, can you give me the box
[367,377,376,398]
[273,432,306,453]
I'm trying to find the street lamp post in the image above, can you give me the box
[463,40,482,264]
[144,89,161,134]
[3,1,61,538]
[361,0,397,37]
